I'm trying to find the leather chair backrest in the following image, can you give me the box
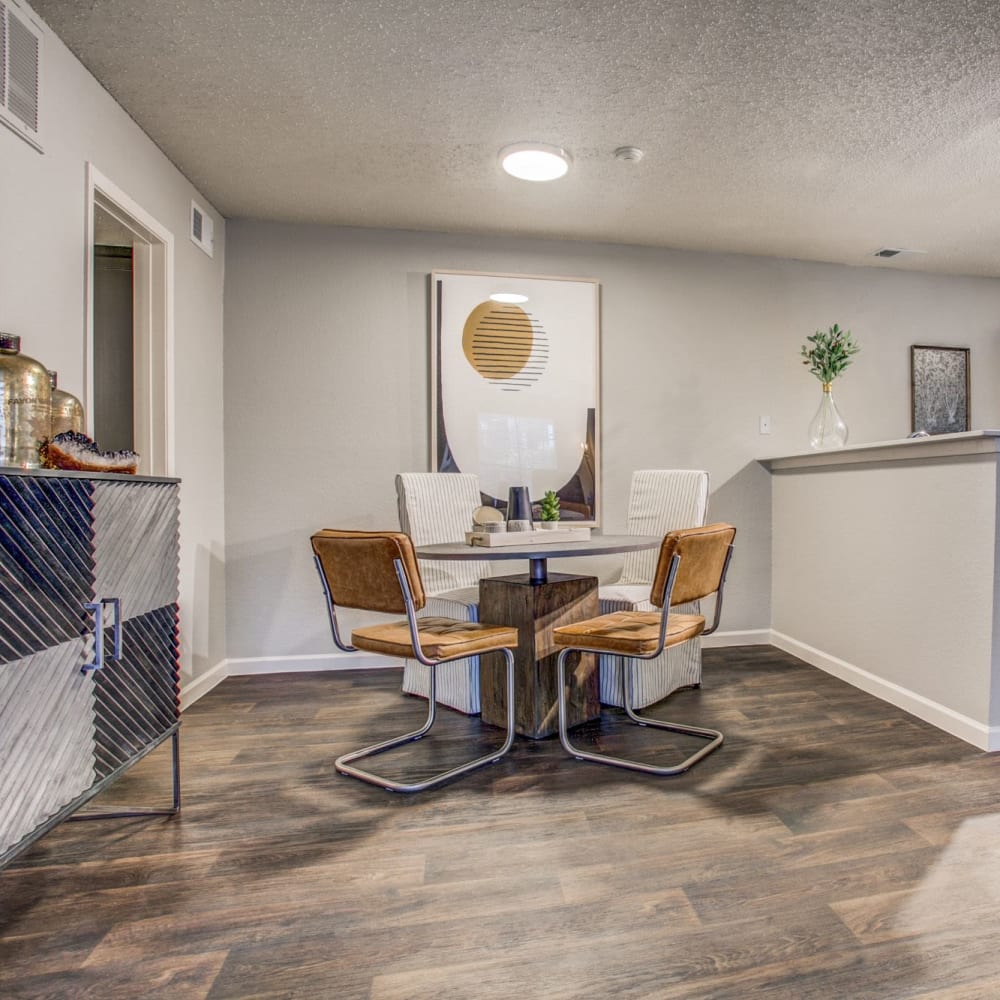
[649,522,736,609]
[311,529,426,614]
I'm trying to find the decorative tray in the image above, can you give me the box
[465,527,592,547]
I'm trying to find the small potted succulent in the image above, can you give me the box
[539,489,561,529]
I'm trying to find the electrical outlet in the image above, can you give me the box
[759,415,771,435]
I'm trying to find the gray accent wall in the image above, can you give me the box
[223,221,1000,663]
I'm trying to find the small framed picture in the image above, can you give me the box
[910,345,970,435]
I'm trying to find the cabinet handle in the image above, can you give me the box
[106,597,122,661]
[83,601,104,672]
[82,597,122,672]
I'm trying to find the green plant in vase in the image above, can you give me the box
[801,323,859,450]
[539,489,561,529]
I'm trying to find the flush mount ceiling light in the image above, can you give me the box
[489,292,529,303]
[499,142,572,181]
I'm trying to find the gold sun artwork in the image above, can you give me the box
[461,301,548,390]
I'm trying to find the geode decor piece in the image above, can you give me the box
[40,431,139,474]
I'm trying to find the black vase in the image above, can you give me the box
[506,486,533,529]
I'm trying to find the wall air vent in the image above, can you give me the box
[190,200,215,259]
[0,0,42,152]
[872,247,927,260]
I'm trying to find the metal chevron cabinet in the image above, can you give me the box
[0,469,180,869]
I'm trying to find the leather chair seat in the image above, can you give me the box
[353,617,518,660]
[554,611,704,656]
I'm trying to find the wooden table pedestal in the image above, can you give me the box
[479,572,600,739]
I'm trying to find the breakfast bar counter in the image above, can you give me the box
[761,430,1000,750]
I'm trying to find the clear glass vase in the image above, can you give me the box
[808,382,848,450]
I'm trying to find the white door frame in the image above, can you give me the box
[85,163,175,477]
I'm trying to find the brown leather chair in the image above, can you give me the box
[552,523,735,776]
[310,529,517,792]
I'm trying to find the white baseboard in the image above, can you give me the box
[179,658,230,711]
[177,632,775,710]
[702,628,772,648]
[179,652,397,710]
[178,636,766,710]
[226,652,397,675]
[770,630,997,751]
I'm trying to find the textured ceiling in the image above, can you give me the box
[30,0,1000,276]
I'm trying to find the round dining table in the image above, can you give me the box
[416,532,661,738]
[416,532,660,584]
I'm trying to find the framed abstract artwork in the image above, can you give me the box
[431,270,601,524]
[910,345,970,436]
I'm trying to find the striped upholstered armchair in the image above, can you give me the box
[598,469,709,708]
[395,472,491,714]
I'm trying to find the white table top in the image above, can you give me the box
[416,533,660,561]
[417,533,660,583]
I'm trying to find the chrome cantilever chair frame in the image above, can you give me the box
[313,554,515,792]
[556,538,734,776]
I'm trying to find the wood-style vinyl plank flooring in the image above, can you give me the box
[3,646,1000,999]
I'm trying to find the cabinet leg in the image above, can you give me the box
[69,726,181,822]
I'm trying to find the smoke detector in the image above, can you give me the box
[614,146,645,163]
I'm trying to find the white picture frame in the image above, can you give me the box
[431,270,601,526]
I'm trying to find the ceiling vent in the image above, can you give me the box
[872,247,926,260]
[190,200,215,259]
[0,0,43,152]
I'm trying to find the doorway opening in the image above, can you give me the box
[86,165,174,477]
[93,227,134,453]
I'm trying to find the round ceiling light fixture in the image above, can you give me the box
[489,292,529,304]
[499,142,572,181]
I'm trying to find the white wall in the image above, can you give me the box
[0,13,227,690]
[223,220,1000,667]
[768,437,1000,748]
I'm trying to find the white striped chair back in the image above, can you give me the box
[618,470,710,584]
[395,473,492,594]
